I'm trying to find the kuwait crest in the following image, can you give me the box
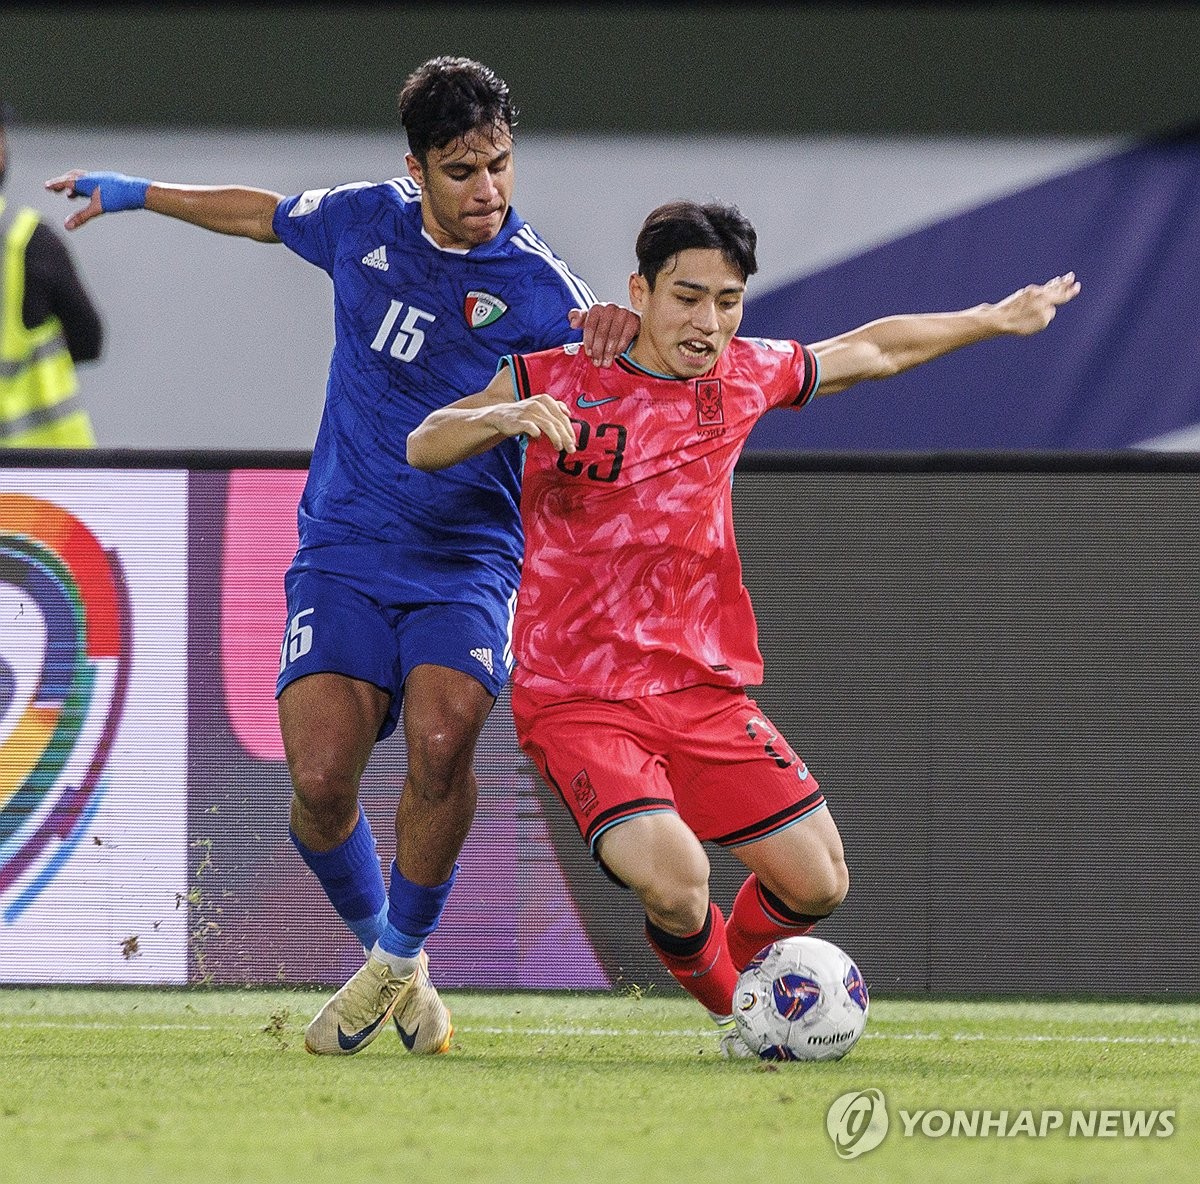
[464,290,508,329]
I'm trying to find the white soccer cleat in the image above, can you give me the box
[714,1014,756,1060]
[391,949,453,1055]
[305,951,447,1056]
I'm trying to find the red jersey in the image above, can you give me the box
[506,336,819,699]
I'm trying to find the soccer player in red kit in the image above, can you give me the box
[408,200,1080,1054]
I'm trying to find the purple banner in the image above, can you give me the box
[186,469,627,989]
[743,132,1200,452]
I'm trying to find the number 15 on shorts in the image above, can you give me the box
[280,608,314,672]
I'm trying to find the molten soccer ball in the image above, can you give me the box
[733,936,869,1062]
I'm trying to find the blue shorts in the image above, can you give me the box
[275,554,516,741]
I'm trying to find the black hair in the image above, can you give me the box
[398,57,517,162]
[635,201,758,289]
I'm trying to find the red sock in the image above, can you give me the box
[726,874,822,971]
[644,902,740,1016]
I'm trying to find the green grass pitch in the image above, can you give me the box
[2,988,1197,1184]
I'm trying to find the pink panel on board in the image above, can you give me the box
[220,470,305,760]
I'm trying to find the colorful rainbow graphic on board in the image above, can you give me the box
[0,494,132,922]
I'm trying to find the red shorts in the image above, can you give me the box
[512,682,824,853]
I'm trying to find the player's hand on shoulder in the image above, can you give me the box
[994,272,1081,336]
[489,394,577,453]
[570,303,641,367]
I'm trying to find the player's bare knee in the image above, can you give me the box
[770,854,849,919]
[405,690,489,785]
[810,856,850,915]
[810,878,848,917]
[802,851,849,915]
[289,760,358,817]
[829,853,851,908]
[638,880,710,936]
[288,766,359,849]
[634,860,710,934]
[406,723,477,793]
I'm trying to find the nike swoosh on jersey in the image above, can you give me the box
[396,1022,420,1050]
[577,394,619,408]
[337,1014,389,1051]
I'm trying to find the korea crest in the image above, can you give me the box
[695,379,724,427]
[465,290,509,328]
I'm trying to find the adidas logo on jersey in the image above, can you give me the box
[470,647,494,676]
[362,245,389,271]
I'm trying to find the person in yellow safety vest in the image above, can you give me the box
[0,99,102,446]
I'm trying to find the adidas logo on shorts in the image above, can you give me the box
[470,647,494,676]
[362,245,389,271]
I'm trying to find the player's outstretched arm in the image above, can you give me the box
[407,369,577,472]
[45,170,283,242]
[810,273,1081,397]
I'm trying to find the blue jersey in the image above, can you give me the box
[273,177,595,592]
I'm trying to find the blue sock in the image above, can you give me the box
[376,860,458,959]
[290,807,388,950]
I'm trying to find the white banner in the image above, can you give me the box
[0,469,188,983]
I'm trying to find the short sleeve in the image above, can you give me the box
[273,182,374,273]
[509,221,596,351]
[742,338,821,410]
[528,301,584,353]
[506,353,535,401]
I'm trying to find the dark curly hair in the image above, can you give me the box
[398,57,517,163]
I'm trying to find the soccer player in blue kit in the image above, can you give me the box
[47,57,638,1055]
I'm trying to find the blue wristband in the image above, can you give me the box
[71,171,151,213]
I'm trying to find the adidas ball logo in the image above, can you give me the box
[362,245,389,271]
